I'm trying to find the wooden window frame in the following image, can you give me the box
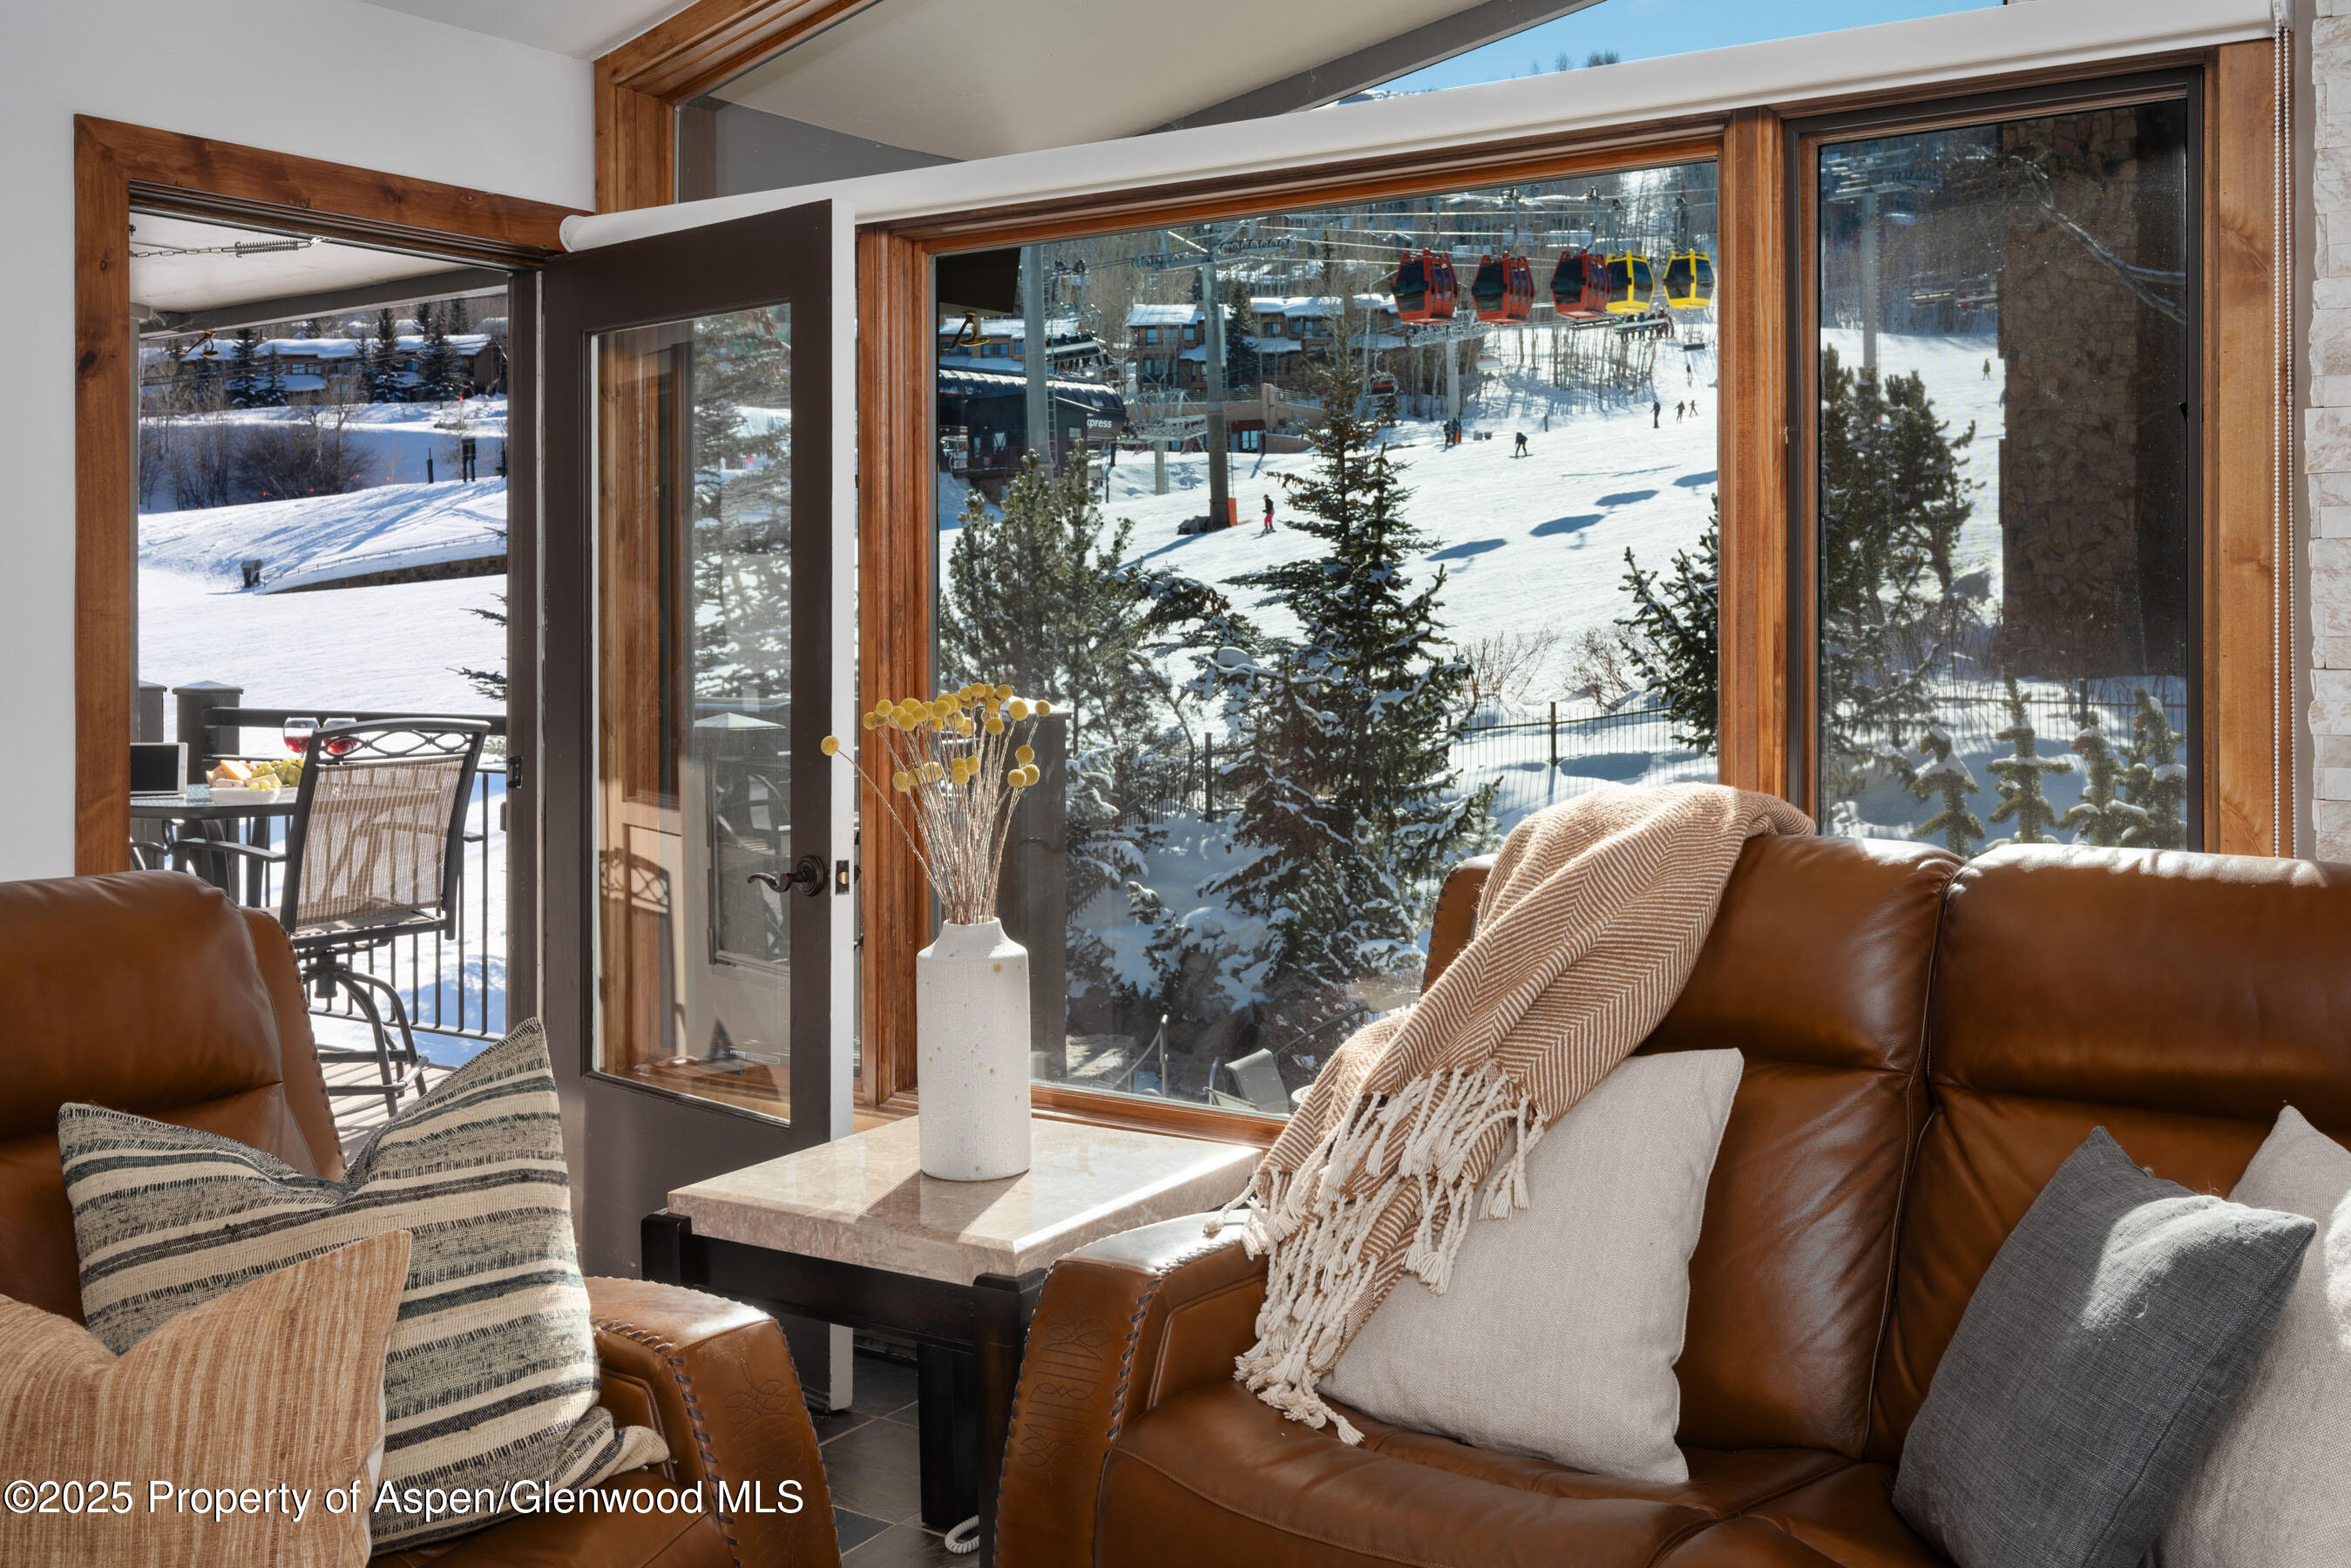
[857,127,1730,1134]
[848,44,2287,1141]
[1781,46,2286,855]
[71,118,577,1024]
[594,0,886,213]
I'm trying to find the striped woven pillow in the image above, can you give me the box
[58,1020,667,1550]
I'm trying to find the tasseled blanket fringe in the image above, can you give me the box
[1207,1064,1541,1443]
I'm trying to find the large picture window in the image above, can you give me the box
[1807,91,2198,855]
[931,159,1721,1117]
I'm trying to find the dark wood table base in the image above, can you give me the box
[642,1210,1045,1565]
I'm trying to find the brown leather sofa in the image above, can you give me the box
[995,835,2351,1567]
[0,871,840,1568]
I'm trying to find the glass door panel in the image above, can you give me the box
[593,305,798,1119]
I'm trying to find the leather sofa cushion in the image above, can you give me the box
[1341,1396,1847,1517]
[1743,1464,1950,1567]
[1640,835,1958,1456]
[0,873,324,1321]
[1875,848,2351,1456]
[1107,1382,1714,1566]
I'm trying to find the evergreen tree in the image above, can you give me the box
[2120,688,2189,849]
[367,309,404,402]
[687,310,793,701]
[1816,345,1975,794]
[442,295,471,335]
[226,328,263,408]
[1913,720,1987,859]
[1985,677,2071,845]
[416,304,462,402]
[254,335,287,407]
[940,446,1191,950]
[2062,707,2143,847]
[1202,348,1494,1008]
[1221,282,1263,397]
[1617,500,1718,750]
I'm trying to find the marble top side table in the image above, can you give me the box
[646,1113,1258,1566]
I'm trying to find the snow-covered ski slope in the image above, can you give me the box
[142,477,505,591]
[139,566,505,738]
[950,328,1730,667]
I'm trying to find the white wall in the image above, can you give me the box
[0,0,592,880]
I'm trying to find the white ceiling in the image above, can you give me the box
[129,214,475,317]
[354,0,688,60]
[709,0,1496,159]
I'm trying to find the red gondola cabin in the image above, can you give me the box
[1548,250,1609,321]
[1393,249,1459,323]
[1470,253,1535,322]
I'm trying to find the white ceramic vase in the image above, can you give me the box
[915,918,1033,1180]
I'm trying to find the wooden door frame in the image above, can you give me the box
[538,197,841,1273]
[845,44,2290,1134]
[594,0,886,213]
[71,116,578,957]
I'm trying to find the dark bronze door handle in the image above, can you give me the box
[748,854,827,898]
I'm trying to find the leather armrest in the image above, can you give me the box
[585,1276,839,1567]
[996,1213,1268,1568]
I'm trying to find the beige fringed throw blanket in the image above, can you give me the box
[1213,782,1812,1440]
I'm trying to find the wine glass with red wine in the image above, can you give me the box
[323,718,358,759]
[282,717,317,757]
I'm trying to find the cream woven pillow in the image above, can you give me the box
[2161,1106,2351,1568]
[0,1232,408,1568]
[1320,1048,1743,1483]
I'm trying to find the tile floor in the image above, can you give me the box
[815,1348,965,1565]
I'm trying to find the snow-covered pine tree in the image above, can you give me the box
[685,309,792,699]
[1816,345,1969,794]
[1985,676,2072,845]
[2061,707,2142,847]
[367,309,404,402]
[226,328,263,408]
[939,444,1190,978]
[1203,348,1494,1013]
[1913,719,1987,859]
[2120,687,2189,849]
[255,335,287,407]
[416,305,462,402]
[1222,280,1262,399]
[1617,498,1719,750]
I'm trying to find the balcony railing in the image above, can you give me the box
[155,693,509,1048]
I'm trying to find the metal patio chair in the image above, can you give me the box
[169,719,487,1118]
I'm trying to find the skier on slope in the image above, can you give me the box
[1512,431,1529,457]
[1261,494,1276,534]
[1652,398,1662,429]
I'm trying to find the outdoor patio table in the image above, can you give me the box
[130,787,297,907]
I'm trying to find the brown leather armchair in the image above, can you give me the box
[996,835,2351,1567]
[0,871,840,1568]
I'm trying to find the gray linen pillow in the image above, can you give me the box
[1892,1127,2314,1568]
[58,1021,666,1550]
